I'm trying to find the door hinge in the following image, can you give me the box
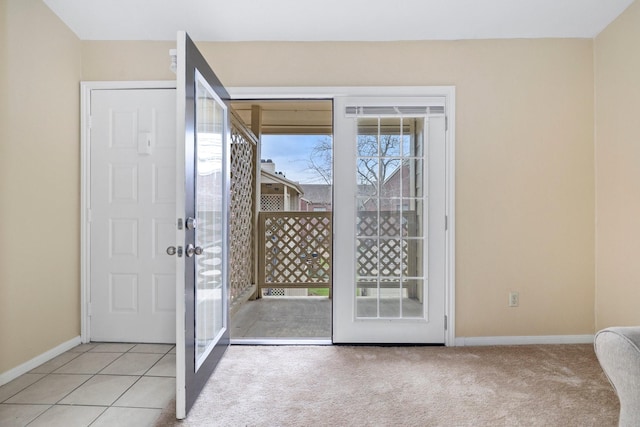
[445,116,448,131]
[87,208,92,223]
[88,115,92,129]
[445,215,448,231]
[444,315,448,330]
[87,302,92,317]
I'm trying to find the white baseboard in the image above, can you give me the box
[0,336,81,386]
[454,334,595,347]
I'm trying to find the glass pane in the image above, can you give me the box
[378,238,401,277]
[379,285,401,318]
[356,199,378,236]
[379,159,401,198]
[413,118,425,157]
[400,159,424,198]
[379,117,402,157]
[357,159,378,196]
[195,74,225,370]
[356,283,378,318]
[356,238,378,278]
[402,134,411,157]
[401,279,424,318]
[403,238,421,277]
[354,114,427,320]
[357,118,378,156]
[379,204,401,237]
[404,199,424,238]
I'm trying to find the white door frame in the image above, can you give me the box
[228,86,456,346]
[80,80,176,343]
[80,84,456,346]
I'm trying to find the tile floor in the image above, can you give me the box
[0,343,175,427]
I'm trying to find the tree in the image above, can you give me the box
[307,133,404,189]
[307,136,333,185]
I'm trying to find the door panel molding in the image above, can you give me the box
[88,88,177,343]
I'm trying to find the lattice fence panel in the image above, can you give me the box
[259,212,332,289]
[355,211,418,280]
[229,115,256,303]
[261,194,284,211]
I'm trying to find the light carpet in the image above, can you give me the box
[156,344,618,426]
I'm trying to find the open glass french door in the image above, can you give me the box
[333,96,447,344]
[175,32,231,419]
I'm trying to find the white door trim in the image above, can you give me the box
[80,84,456,346]
[228,86,456,346]
[80,80,176,343]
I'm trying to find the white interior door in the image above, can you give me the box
[89,88,177,343]
[333,96,447,343]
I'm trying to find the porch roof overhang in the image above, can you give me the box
[260,169,304,196]
[231,101,332,136]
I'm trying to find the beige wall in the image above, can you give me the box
[594,1,640,329]
[2,2,601,375]
[84,38,596,338]
[0,0,82,373]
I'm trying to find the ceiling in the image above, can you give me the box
[231,101,332,135]
[43,0,634,42]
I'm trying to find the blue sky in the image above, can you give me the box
[261,134,331,184]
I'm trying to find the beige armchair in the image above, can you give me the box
[594,327,640,427]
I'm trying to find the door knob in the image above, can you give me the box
[186,244,203,257]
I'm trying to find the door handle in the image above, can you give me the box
[185,244,203,257]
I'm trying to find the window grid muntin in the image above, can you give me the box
[355,115,428,319]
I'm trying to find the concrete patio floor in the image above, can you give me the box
[230,297,331,339]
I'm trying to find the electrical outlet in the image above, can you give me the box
[509,291,519,307]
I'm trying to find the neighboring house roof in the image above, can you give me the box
[261,169,304,196]
[300,184,332,205]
